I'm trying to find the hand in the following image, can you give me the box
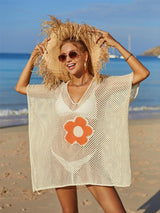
[94,30,119,48]
[31,38,51,61]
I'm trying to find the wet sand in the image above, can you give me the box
[0,119,160,213]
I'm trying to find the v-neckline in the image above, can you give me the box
[65,79,95,105]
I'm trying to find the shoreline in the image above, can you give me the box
[0,117,159,129]
[1,110,160,128]
[129,110,160,120]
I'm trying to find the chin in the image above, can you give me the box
[68,68,81,76]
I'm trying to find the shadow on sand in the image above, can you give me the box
[138,191,160,213]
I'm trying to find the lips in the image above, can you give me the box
[67,63,76,70]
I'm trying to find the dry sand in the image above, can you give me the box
[0,119,160,213]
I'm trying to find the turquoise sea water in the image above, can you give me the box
[0,53,160,127]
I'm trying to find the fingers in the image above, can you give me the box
[99,40,108,48]
[93,30,114,48]
[31,37,51,61]
[96,34,104,44]
[34,37,51,55]
[92,30,108,47]
[38,43,46,53]
[95,33,108,47]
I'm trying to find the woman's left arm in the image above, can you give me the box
[96,30,150,85]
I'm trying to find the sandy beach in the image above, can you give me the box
[0,118,160,213]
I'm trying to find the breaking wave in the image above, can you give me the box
[0,106,160,117]
[129,106,160,112]
[0,108,28,117]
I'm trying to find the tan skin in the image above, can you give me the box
[15,30,150,213]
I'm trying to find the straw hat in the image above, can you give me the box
[34,16,109,88]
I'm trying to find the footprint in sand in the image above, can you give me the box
[0,186,8,195]
[5,204,12,208]
[81,199,92,206]
[21,208,27,211]
[0,206,4,211]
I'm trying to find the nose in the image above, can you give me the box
[66,55,72,62]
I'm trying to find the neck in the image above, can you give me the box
[70,73,93,87]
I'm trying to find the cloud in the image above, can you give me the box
[1,0,160,54]
[55,0,160,27]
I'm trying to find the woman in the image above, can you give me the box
[15,16,150,213]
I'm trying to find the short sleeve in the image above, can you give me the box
[27,84,53,98]
[97,72,140,107]
[129,72,140,103]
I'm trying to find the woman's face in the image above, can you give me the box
[59,42,88,77]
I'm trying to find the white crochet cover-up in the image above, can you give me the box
[27,72,139,192]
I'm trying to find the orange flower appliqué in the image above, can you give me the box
[64,117,93,145]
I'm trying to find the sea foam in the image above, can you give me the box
[0,108,28,117]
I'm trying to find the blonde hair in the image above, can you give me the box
[34,16,109,88]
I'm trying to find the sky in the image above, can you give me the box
[1,0,160,55]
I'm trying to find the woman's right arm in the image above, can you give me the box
[15,38,49,95]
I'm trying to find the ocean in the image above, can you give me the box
[0,53,160,128]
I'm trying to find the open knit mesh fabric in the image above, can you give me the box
[27,72,139,192]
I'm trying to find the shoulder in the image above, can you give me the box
[27,83,64,98]
[101,73,133,86]
[104,73,132,81]
[27,84,49,96]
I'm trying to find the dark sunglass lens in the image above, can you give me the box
[69,51,78,59]
[58,51,78,62]
[58,54,66,62]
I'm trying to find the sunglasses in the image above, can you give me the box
[58,51,79,62]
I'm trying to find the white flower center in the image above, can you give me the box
[73,126,84,137]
